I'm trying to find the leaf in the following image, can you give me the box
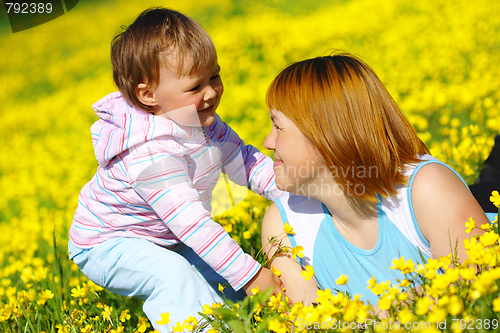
[226,319,249,333]
[215,307,236,319]
[256,319,272,333]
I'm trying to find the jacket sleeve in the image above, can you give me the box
[211,116,283,202]
[128,139,261,291]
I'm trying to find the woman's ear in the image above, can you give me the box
[136,83,158,107]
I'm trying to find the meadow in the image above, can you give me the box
[1,0,500,331]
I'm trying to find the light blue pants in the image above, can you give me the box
[68,238,246,332]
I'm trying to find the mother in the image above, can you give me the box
[261,53,490,305]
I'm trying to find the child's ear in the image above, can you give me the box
[136,83,158,107]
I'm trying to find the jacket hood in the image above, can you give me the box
[91,92,203,166]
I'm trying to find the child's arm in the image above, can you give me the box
[128,140,261,291]
[210,115,283,201]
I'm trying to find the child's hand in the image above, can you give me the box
[242,267,283,296]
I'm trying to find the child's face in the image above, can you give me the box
[144,57,223,127]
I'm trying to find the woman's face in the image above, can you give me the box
[264,110,326,195]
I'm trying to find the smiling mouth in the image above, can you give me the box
[199,105,214,113]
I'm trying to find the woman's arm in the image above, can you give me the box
[411,163,488,263]
[261,203,319,305]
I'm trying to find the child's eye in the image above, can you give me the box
[189,85,201,92]
[210,74,221,81]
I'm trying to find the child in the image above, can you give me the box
[68,7,282,332]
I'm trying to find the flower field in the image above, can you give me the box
[1,0,500,332]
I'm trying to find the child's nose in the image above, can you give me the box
[204,85,217,101]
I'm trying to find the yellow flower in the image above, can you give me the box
[490,190,500,208]
[465,217,476,233]
[367,276,377,289]
[110,326,125,333]
[402,259,415,274]
[301,265,315,281]
[479,231,499,247]
[469,289,482,299]
[171,322,185,332]
[493,297,500,312]
[399,279,411,288]
[447,296,463,316]
[284,222,295,234]
[291,245,304,258]
[463,237,478,250]
[71,285,87,298]
[271,266,281,277]
[370,280,390,295]
[391,256,406,271]
[156,312,170,325]
[267,293,283,309]
[136,322,147,333]
[425,268,438,280]
[415,297,433,315]
[202,304,213,315]
[438,295,450,307]
[336,274,348,285]
[80,324,92,333]
[55,324,70,333]
[316,288,333,303]
[398,307,414,324]
[459,267,475,281]
[101,305,113,322]
[251,286,260,295]
[184,316,198,331]
[428,307,447,323]
[480,223,493,231]
[378,294,393,310]
[425,258,443,271]
[218,283,224,294]
[119,310,131,322]
[37,289,54,305]
[223,224,233,233]
[268,318,287,333]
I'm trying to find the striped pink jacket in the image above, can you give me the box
[69,92,282,290]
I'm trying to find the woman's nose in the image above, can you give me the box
[264,130,275,151]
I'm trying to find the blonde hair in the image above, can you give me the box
[266,53,429,201]
[111,7,217,112]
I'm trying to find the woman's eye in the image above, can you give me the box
[210,74,221,81]
[274,124,281,130]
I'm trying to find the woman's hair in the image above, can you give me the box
[266,53,430,202]
[111,7,217,112]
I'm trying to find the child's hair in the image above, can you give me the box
[266,53,430,202]
[111,7,217,112]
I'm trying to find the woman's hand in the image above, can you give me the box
[242,266,283,296]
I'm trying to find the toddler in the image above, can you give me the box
[68,7,282,332]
